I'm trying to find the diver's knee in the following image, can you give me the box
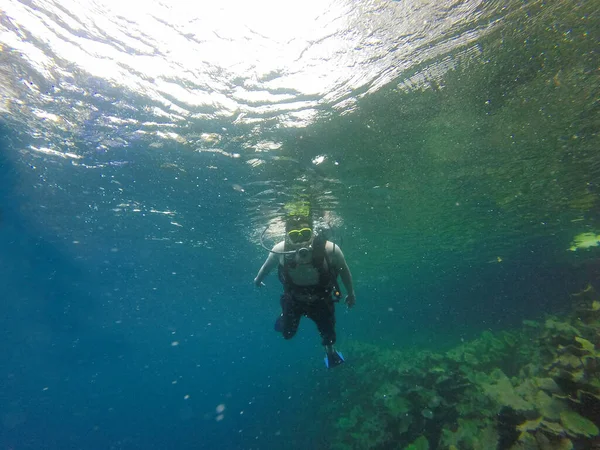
[283,330,297,340]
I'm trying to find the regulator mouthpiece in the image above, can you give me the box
[297,247,310,258]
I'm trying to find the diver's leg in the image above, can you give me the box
[279,293,301,340]
[308,299,336,346]
[310,300,344,368]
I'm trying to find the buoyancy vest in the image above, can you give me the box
[278,235,341,300]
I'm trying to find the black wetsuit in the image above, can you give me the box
[277,238,340,346]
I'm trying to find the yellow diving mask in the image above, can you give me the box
[287,227,313,244]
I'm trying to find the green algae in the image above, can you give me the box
[322,284,600,449]
[560,411,599,438]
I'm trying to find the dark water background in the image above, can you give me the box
[1,0,599,448]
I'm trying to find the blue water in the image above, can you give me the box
[0,139,342,448]
[1,0,599,448]
[1,134,594,449]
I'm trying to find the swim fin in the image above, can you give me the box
[324,349,345,369]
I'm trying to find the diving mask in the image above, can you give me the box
[287,227,313,244]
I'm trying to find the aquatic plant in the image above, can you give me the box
[405,435,429,450]
[322,284,600,449]
[568,232,600,252]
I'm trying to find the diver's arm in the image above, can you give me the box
[254,242,283,287]
[329,243,356,306]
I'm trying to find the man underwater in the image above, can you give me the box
[254,213,356,368]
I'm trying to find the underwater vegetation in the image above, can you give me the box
[324,284,600,450]
[569,233,600,252]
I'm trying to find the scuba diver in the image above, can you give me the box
[253,209,356,368]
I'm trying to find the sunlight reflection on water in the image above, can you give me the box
[2,0,501,137]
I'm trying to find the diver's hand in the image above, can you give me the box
[254,278,266,288]
[345,293,356,309]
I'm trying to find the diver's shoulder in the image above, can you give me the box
[272,241,286,252]
[325,240,342,253]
